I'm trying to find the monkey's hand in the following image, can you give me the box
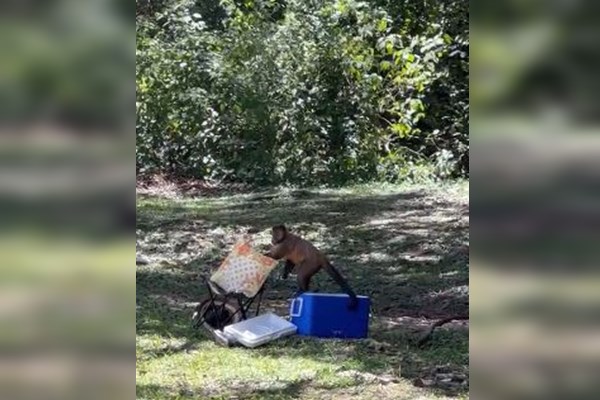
[263,251,274,259]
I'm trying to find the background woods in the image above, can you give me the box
[136,0,468,185]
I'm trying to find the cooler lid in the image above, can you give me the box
[223,313,297,346]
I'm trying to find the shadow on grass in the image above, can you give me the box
[137,378,315,399]
[136,190,434,231]
[136,253,217,347]
[136,186,469,396]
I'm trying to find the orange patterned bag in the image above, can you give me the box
[210,240,278,297]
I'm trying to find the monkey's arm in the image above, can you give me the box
[264,243,287,260]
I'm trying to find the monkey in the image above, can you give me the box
[264,225,358,309]
[281,259,296,280]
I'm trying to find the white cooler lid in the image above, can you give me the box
[223,313,297,348]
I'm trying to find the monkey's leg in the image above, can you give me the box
[281,260,295,280]
[293,263,311,298]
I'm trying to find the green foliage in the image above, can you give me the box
[136,0,469,184]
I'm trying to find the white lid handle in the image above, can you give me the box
[289,298,303,317]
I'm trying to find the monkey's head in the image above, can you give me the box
[271,225,287,244]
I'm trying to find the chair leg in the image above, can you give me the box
[206,284,224,330]
[254,286,265,317]
[237,297,247,320]
[204,282,234,330]
[238,285,266,319]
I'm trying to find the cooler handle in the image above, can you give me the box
[289,298,303,317]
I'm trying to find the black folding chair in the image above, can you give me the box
[191,240,279,345]
[192,277,266,334]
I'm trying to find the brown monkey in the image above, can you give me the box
[265,225,358,309]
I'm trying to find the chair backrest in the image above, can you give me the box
[210,240,278,298]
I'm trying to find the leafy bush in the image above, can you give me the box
[136,0,469,185]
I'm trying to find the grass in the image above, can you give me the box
[136,181,469,399]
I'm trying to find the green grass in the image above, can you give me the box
[136,181,469,399]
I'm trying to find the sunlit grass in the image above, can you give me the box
[136,182,469,399]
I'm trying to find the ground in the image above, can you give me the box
[136,181,469,399]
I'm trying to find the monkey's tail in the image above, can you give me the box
[323,263,358,309]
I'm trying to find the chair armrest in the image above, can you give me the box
[207,279,228,296]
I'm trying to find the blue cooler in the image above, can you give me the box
[289,293,370,339]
